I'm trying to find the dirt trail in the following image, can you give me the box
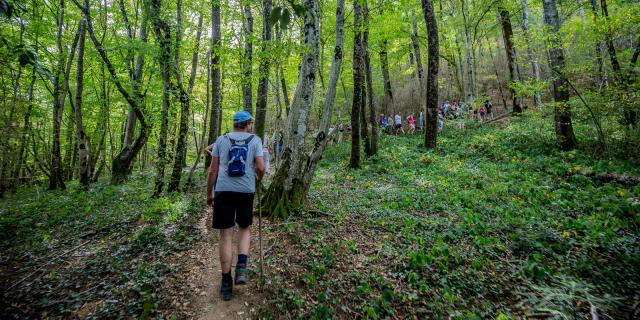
[187,208,264,319]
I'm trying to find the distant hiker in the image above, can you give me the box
[206,111,265,301]
[407,113,416,135]
[338,123,345,143]
[437,110,444,130]
[485,99,493,120]
[387,114,394,134]
[419,111,424,131]
[394,112,405,134]
[479,104,487,121]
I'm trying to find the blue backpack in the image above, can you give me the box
[226,134,254,177]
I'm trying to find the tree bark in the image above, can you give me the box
[410,8,425,107]
[363,1,377,156]
[50,0,74,190]
[499,8,522,113]
[150,0,172,197]
[242,2,253,113]
[168,3,201,192]
[520,0,542,106]
[421,0,439,149]
[379,40,394,115]
[301,0,345,194]
[350,0,365,168]
[261,0,319,219]
[255,0,272,141]
[542,0,578,150]
[460,0,476,105]
[206,1,222,169]
[74,20,91,186]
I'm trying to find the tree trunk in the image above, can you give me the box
[188,51,211,185]
[499,8,522,113]
[242,2,253,113]
[168,3,201,192]
[520,0,542,106]
[255,0,272,141]
[50,0,73,190]
[74,20,91,186]
[301,0,345,194]
[460,0,476,105]
[410,8,425,107]
[363,2,377,156]
[542,0,577,150]
[599,0,621,81]
[587,0,608,88]
[206,1,222,169]
[150,0,172,197]
[379,40,394,115]
[350,0,365,169]
[421,0,439,149]
[261,0,319,219]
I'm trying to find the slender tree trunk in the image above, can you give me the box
[460,0,476,105]
[410,8,425,107]
[421,0,439,149]
[150,0,172,197]
[168,3,201,192]
[255,0,272,140]
[499,8,522,113]
[50,0,72,190]
[520,0,542,106]
[542,0,577,150]
[588,0,608,88]
[242,2,253,113]
[600,0,621,81]
[350,0,364,168]
[301,0,345,190]
[363,2,377,156]
[261,0,320,219]
[188,51,212,184]
[379,40,394,115]
[74,20,91,186]
[206,0,222,169]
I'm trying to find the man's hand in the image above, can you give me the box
[207,195,214,206]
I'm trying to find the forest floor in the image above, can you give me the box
[1,113,639,319]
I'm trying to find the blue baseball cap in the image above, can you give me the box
[233,111,254,124]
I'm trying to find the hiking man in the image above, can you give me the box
[206,111,265,301]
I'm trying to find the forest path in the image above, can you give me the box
[186,207,263,319]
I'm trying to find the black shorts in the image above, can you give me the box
[395,124,402,129]
[213,191,254,229]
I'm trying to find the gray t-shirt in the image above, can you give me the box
[212,132,263,193]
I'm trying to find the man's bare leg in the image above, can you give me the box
[219,227,234,273]
[238,227,251,255]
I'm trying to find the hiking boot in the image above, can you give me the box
[220,279,233,301]
[235,265,248,285]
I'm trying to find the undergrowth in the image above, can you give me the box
[261,113,639,319]
[0,172,203,319]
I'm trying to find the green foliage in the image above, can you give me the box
[263,115,639,318]
[0,175,203,318]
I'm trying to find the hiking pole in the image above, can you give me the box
[257,182,264,291]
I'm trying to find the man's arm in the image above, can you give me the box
[206,156,219,205]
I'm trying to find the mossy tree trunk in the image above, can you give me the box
[261,0,319,219]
